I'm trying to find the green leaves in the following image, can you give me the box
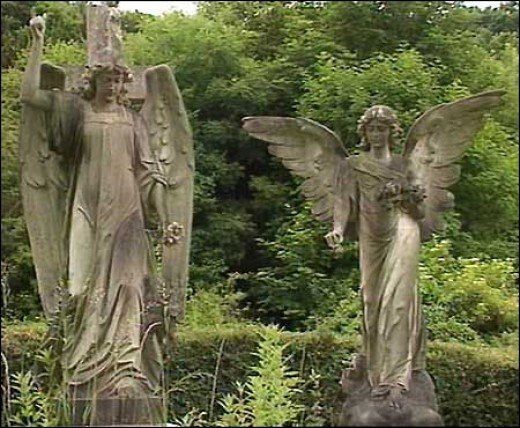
[218,325,303,427]
[1,1,517,347]
[419,239,518,343]
[7,371,50,427]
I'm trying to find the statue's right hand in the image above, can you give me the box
[29,14,46,41]
[325,230,344,252]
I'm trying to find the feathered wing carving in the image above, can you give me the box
[242,116,349,223]
[19,63,73,317]
[403,90,506,240]
[141,65,194,321]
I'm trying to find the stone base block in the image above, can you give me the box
[337,354,443,427]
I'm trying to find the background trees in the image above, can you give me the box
[1,1,518,344]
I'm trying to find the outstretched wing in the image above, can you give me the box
[403,90,505,240]
[242,116,348,222]
[19,63,76,317]
[141,65,194,321]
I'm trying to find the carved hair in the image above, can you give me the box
[79,64,133,106]
[357,105,403,151]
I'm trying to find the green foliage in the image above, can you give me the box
[124,13,250,101]
[184,289,245,330]
[1,1,36,68]
[322,1,452,59]
[218,326,303,427]
[1,0,517,358]
[6,371,51,427]
[297,49,446,148]
[454,120,518,242]
[419,239,518,343]
[3,322,518,427]
[237,205,360,329]
[42,41,85,65]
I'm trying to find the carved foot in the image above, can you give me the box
[371,384,407,410]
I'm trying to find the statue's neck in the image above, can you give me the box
[91,96,118,113]
[369,145,392,164]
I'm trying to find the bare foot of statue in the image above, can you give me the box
[387,384,407,410]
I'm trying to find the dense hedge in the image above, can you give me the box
[2,322,518,427]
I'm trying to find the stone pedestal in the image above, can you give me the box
[70,396,164,427]
[338,355,443,427]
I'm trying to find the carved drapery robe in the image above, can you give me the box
[43,92,163,405]
[345,152,426,390]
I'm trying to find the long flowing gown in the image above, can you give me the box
[46,93,164,422]
[347,152,426,391]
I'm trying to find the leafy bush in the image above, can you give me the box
[184,289,245,329]
[237,205,360,329]
[218,325,303,427]
[419,239,518,343]
[6,371,51,427]
[2,322,518,427]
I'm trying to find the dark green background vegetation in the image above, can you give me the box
[1,1,518,425]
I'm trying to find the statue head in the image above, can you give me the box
[357,105,402,151]
[80,64,133,105]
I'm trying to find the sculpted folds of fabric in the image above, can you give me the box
[19,6,193,426]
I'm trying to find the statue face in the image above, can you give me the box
[95,72,119,101]
[365,118,391,149]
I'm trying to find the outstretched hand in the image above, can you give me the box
[325,229,344,254]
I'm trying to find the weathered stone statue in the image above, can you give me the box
[242,90,504,426]
[19,4,193,426]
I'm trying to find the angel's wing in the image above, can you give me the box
[403,90,506,240]
[242,116,348,222]
[141,65,194,322]
[19,63,74,317]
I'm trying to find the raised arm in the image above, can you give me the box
[20,15,52,110]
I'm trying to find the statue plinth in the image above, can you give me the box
[337,355,443,427]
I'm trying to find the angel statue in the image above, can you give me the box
[242,89,504,426]
[19,5,193,426]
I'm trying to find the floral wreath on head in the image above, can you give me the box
[357,105,403,151]
[79,63,133,106]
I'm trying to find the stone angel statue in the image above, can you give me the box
[19,6,193,425]
[242,90,504,425]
